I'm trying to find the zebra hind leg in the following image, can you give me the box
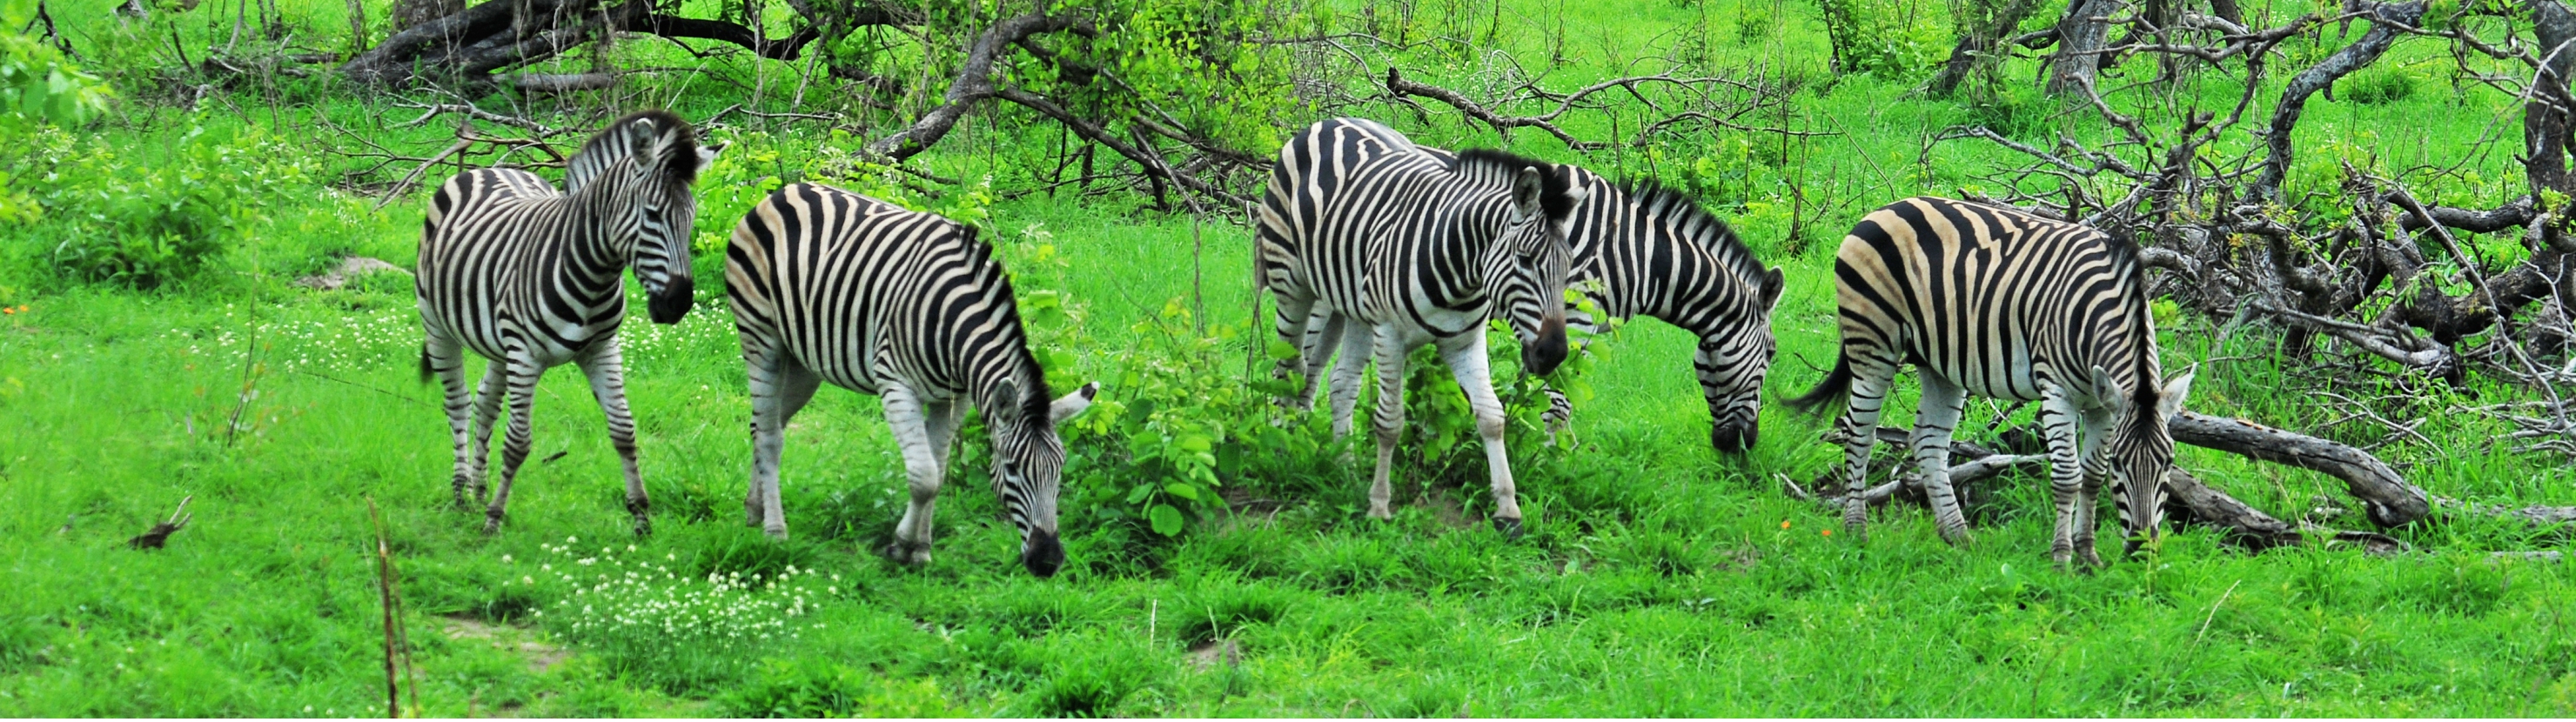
[577,338,653,537]
[424,331,477,510]
[744,349,821,538]
[1540,384,1572,448]
[1909,375,1975,546]
[1832,367,1895,543]
[466,365,505,507]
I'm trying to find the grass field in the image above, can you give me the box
[4,0,2576,715]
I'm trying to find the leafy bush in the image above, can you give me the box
[4,123,310,289]
[0,20,111,128]
[1815,0,1941,79]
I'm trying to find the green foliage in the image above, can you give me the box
[2342,66,2418,105]
[1815,0,1941,78]
[5,123,310,289]
[724,659,963,718]
[0,1,111,128]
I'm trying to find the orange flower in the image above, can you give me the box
[1821,529,1833,537]
[1780,520,1790,530]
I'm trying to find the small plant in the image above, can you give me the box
[504,538,836,690]
[2343,67,2418,105]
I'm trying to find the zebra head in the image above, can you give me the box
[989,377,1098,578]
[585,110,722,324]
[1471,154,1581,376]
[2084,364,2196,556]
[1697,265,1786,452]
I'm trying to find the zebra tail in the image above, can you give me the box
[1782,353,1853,417]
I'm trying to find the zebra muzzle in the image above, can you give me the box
[647,274,694,324]
[1022,528,1064,578]
[1523,317,1568,376]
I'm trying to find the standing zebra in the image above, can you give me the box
[1295,156,1787,452]
[1786,197,2194,567]
[727,184,1095,577]
[417,110,717,535]
[1256,117,1580,535]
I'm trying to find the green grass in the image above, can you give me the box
[3,0,2576,715]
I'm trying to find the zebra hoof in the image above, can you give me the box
[1939,529,1976,547]
[481,511,505,536]
[1492,516,1525,539]
[879,540,931,566]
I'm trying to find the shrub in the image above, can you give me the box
[2343,67,2418,105]
[9,123,311,289]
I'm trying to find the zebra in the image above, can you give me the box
[1785,197,2194,568]
[1256,117,1581,536]
[1293,154,1787,452]
[417,110,718,536]
[726,184,1096,577]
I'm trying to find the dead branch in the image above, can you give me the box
[2169,411,2431,526]
[864,11,1084,162]
[127,494,194,550]
[2165,470,2408,553]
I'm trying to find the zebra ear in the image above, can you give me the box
[1510,166,1545,219]
[1050,382,1099,425]
[2157,371,2195,422]
[1756,266,1786,311]
[627,117,661,162]
[699,142,727,165]
[2084,364,2123,411]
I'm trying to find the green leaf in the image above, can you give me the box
[1126,483,1155,505]
[1266,338,1302,360]
[1164,482,1200,501]
[1148,504,1185,536]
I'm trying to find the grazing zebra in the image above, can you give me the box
[1296,154,1787,452]
[417,110,718,535]
[1256,117,1580,536]
[1786,197,2193,567]
[726,184,1095,577]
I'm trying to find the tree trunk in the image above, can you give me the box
[1926,0,2043,97]
[2527,0,2576,197]
[2208,0,2244,24]
[389,0,464,34]
[2046,0,2114,94]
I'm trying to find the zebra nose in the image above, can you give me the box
[1710,422,1756,453]
[1523,318,1567,376]
[1021,529,1064,578]
[647,274,694,324]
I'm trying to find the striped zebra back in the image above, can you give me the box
[725,184,1078,569]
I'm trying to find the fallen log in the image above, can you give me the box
[2169,411,2431,526]
[2164,469,2407,554]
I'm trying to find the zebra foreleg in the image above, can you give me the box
[2036,390,2089,570]
[1365,327,1408,520]
[1268,292,1320,410]
[1298,309,1346,413]
[484,356,540,535]
[576,338,652,537]
[1326,319,1372,443]
[744,351,820,538]
[880,384,945,566]
[1909,375,1975,546]
[2071,408,2115,569]
[1540,384,1572,448]
[1831,369,1895,543]
[1438,331,1523,538]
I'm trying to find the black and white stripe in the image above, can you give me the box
[726,184,1095,577]
[1786,197,2193,567]
[1256,117,1580,536]
[416,110,716,535]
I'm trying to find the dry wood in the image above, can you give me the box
[126,495,193,550]
[2168,411,2430,526]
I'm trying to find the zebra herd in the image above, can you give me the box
[414,110,2186,578]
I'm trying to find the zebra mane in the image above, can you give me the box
[564,110,705,191]
[1620,179,1770,291]
[2103,224,2164,420]
[954,223,1057,426]
[1452,148,1578,222]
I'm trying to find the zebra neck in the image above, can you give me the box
[555,175,641,291]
